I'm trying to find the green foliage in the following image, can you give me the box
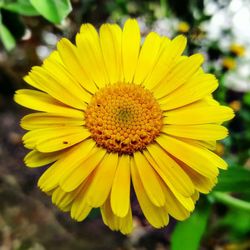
[0,0,72,22]
[0,0,39,16]
[219,208,250,240]
[0,0,72,50]
[171,202,211,250]
[29,0,72,24]
[243,93,250,106]
[0,21,16,51]
[215,167,250,193]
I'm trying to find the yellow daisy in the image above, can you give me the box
[14,19,234,234]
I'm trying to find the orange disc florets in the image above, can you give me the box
[85,83,163,154]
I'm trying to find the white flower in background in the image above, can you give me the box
[152,18,177,37]
[131,17,178,38]
[203,0,250,47]
[224,58,250,92]
[137,17,150,35]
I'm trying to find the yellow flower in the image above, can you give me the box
[177,21,190,33]
[14,19,234,234]
[230,43,246,57]
[222,57,236,70]
[229,100,241,112]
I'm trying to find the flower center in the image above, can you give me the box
[85,83,163,154]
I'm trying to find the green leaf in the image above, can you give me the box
[1,0,39,16]
[171,203,211,250]
[219,208,250,239]
[0,22,16,51]
[243,93,250,106]
[214,167,250,193]
[29,0,72,24]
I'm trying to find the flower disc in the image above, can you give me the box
[85,83,162,154]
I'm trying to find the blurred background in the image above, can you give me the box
[0,0,250,249]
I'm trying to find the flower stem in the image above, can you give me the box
[160,0,168,17]
[212,192,250,212]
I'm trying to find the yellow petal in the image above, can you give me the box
[59,147,106,192]
[86,153,119,207]
[153,54,204,98]
[23,126,90,151]
[43,50,63,66]
[144,35,187,90]
[163,96,219,114]
[42,56,92,103]
[159,179,190,221]
[131,158,169,228]
[156,135,222,178]
[163,106,235,125]
[111,155,131,217]
[25,67,87,110]
[21,112,84,130]
[57,38,97,93]
[101,196,133,234]
[159,73,218,110]
[143,149,195,211]
[161,124,228,140]
[24,150,60,168]
[38,139,95,192]
[177,137,228,170]
[191,140,216,150]
[37,129,90,153]
[178,138,217,152]
[133,151,165,207]
[146,143,194,197]
[134,32,161,84]
[76,24,109,87]
[14,89,84,118]
[70,177,93,221]
[192,190,200,203]
[122,19,140,83]
[99,24,123,84]
[180,162,217,193]
[52,186,79,210]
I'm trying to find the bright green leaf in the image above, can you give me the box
[171,203,211,250]
[0,23,16,51]
[214,167,250,193]
[29,0,72,24]
[1,0,39,16]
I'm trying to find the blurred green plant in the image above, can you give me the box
[171,200,211,250]
[0,0,72,51]
[171,165,250,250]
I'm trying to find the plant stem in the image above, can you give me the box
[212,192,250,212]
[160,0,168,17]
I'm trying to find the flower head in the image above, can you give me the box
[15,19,234,234]
[222,57,236,70]
[224,59,250,92]
[177,21,190,33]
[230,43,246,57]
[229,100,241,112]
